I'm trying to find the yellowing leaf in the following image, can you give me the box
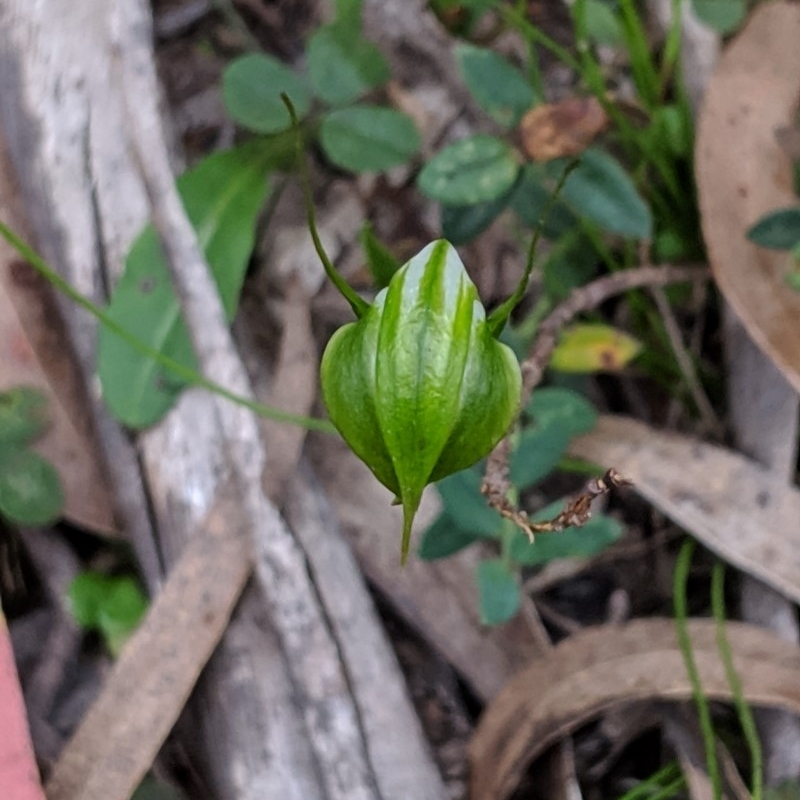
[550,323,641,372]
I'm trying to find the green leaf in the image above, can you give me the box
[222,54,312,134]
[746,207,800,251]
[68,571,110,628]
[417,512,486,560]
[360,224,401,289]
[98,141,275,428]
[436,466,503,536]
[510,385,598,499]
[550,323,643,372]
[68,572,148,657]
[649,104,693,160]
[454,43,536,128]
[0,449,63,526]
[98,576,149,656]
[691,0,746,33]
[0,387,50,448]
[132,777,185,800]
[332,0,363,34]
[418,136,520,206]
[525,387,597,437]
[511,164,577,239]
[509,424,570,489]
[441,186,515,245]
[560,148,653,239]
[541,233,597,300]
[477,559,520,625]
[319,105,420,173]
[508,501,623,565]
[580,0,623,46]
[308,25,390,105]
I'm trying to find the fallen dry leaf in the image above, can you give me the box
[519,97,608,161]
[0,138,116,536]
[696,0,800,393]
[469,618,800,800]
[568,415,800,604]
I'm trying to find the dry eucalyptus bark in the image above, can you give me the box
[0,1,444,798]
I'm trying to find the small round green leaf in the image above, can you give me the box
[511,164,578,239]
[578,0,624,46]
[319,105,420,173]
[435,467,503,537]
[455,43,536,128]
[68,571,110,628]
[98,576,148,656]
[418,512,485,561]
[509,425,570,490]
[0,449,63,526]
[222,54,311,133]
[561,148,653,239]
[541,234,597,300]
[308,25,390,106]
[691,0,746,33]
[418,136,520,206]
[441,185,515,245]
[477,559,520,625]
[0,387,50,448]
[525,387,597,437]
[746,207,800,251]
[68,571,148,656]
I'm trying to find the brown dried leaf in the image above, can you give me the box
[0,141,116,535]
[696,1,800,392]
[568,415,800,604]
[469,618,800,800]
[518,97,609,161]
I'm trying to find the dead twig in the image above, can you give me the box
[482,262,710,534]
[482,467,631,542]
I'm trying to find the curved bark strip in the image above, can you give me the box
[469,619,800,800]
[0,2,445,799]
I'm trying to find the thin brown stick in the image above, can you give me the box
[482,262,710,536]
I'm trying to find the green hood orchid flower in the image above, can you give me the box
[321,240,521,562]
